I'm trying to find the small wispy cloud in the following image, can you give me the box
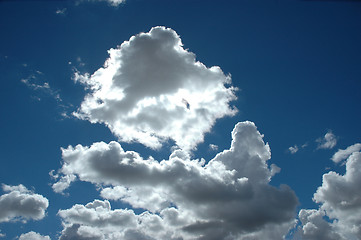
[55,8,67,15]
[288,142,307,154]
[288,145,299,154]
[209,143,218,151]
[78,0,126,7]
[21,72,62,102]
[316,130,337,150]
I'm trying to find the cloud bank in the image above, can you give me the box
[0,184,49,223]
[74,26,237,150]
[53,121,298,239]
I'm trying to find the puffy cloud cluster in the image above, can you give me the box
[297,144,361,240]
[53,121,298,239]
[18,231,51,240]
[0,184,49,223]
[74,26,237,150]
[296,209,344,240]
[316,130,337,150]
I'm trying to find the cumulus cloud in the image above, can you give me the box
[0,184,49,223]
[18,231,51,240]
[331,143,361,163]
[316,130,337,149]
[53,121,297,239]
[296,209,344,240]
[74,26,237,150]
[297,143,361,239]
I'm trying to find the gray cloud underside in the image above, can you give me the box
[53,121,298,239]
[0,184,49,223]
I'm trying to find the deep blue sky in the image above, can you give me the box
[0,0,361,239]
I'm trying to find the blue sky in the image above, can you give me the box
[1,0,361,239]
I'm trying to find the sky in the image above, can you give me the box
[0,0,361,239]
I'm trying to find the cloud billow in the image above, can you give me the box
[53,121,298,239]
[74,26,237,150]
[297,144,361,240]
[0,184,49,223]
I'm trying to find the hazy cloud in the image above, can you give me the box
[55,8,67,15]
[0,184,49,223]
[53,121,297,239]
[19,231,51,240]
[317,131,337,150]
[21,71,62,102]
[74,26,237,150]
[81,0,126,6]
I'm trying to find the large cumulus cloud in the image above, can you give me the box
[53,121,298,239]
[297,144,361,240]
[74,26,237,150]
[0,184,49,223]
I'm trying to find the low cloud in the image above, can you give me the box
[19,231,51,240]
[316,130,337,150]
[0,184,49,223]
[297,143,361,239]
[53,121,297,239]
[74,26,237,150]
[331,143,361,163]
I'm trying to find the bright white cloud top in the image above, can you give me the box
[74,26,237,150]
[19,231,51,240]
[0,184,49,223]
[53,121,298,239]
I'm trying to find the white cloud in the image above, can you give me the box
[316,130,337,149]
[297,143,361,239]
[53,121,297,239]
[331,143,361,163]
[0,230,4,238]
[74,26,237,150]
[288,145,299,154]
[0,184,49,223]
[209,144,218,151]
[18,231,51,240]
